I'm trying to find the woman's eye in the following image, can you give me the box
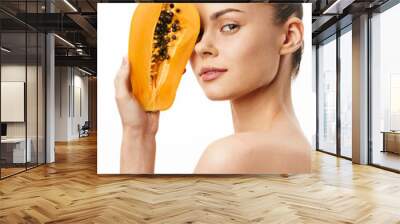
[220,24,239,33]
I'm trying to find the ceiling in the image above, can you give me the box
[0,0,99,74]
[0,0,396,75]
[310,0,391,43]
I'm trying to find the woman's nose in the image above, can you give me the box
[194,33,218,58]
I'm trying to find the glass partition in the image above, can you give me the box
[26,1,39,168]
[0,1,46,179]
[27,31,38,169]
[1,30,28,177]
[38,32,45,165]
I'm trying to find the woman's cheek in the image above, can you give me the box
[189,55,200,76]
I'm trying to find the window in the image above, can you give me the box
[371,2,400,171]
[318,35,337,154]
[339,27,352,158]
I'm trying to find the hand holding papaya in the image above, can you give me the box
[115,57,159,174]
[115,57,160,136]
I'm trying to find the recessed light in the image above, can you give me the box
[77,67,92,76]
[1,47,11,53]
[323,0,355,15]
[54,34,75,48]
[63,0,78,12]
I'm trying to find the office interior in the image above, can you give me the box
[0,0,97,179]
[0,0,399,222]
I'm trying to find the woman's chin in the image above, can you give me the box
[204,89,231,101]
[206,95,227,101]
[200,81,242,101]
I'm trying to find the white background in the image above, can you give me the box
[97,3,314,174]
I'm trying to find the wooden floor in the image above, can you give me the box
[1,167,26,178]
[1,163,43,178]
[1,134,400,223]
[373,151,400,171]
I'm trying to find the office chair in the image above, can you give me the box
[79,121,90,138]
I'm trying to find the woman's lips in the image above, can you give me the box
[199,67,228,81]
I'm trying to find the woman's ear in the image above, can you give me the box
[279,17,304,55]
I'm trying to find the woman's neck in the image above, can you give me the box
[230,63,299,133]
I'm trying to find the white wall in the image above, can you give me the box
[1,65,37,138]
[1,64,45,163]
[1,82,24,122]
[73,73,89,137]
[54,67,89,141]
[55,66,68,141]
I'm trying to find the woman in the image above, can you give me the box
[115,3,311,174]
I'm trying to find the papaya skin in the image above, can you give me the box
[128,3,200,111]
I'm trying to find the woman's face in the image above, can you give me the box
[190,3,285,101]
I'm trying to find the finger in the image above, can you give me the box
[114,56,131,98]
[146,111,160,124]
[150,111,160,121]
[146,111,160,134]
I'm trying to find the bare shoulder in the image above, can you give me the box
[194,132,312,174]
[194,135,249,174]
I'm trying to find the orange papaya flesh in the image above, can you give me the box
[128,3,200,111]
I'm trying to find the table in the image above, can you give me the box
[381,131,400,154]
[1,138,32,163]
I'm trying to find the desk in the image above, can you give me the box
[1,138,31,163]
[381,131,400,154]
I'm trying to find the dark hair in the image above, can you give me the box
[271,4,303,76]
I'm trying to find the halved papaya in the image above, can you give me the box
[128,3,200,111]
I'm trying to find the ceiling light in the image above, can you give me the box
[63,0,78,12]
[78,67,92,76]
[323,0,355,15]
[54,34,75,48]
[1,47,11,53]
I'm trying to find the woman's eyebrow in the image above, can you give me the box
[210,8,244,20]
